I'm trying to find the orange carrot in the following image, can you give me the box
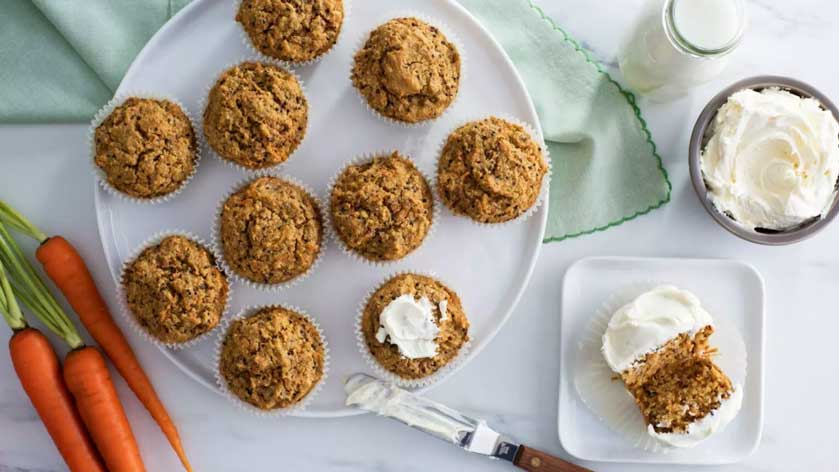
[36,237,191,471]
[0,218,146,471]
[0,200,192,472]
[9,328,107,472]
[64,345,145,472]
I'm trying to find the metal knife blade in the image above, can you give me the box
[345,373,520,463]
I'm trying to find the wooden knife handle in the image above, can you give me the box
[513,445,592,472]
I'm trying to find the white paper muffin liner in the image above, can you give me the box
[354,270,472,389]
[214,304,330,417]
[118,230,233,350]
[233,0,351,68]
[433,113,552,228]
[197,58,309,173]
[349,11,467,128]
[325,150,439,267]
[574,281,748,453]
[89,92,203,204]
[212,172,326,291]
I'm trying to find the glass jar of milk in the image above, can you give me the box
[619,0,746,101]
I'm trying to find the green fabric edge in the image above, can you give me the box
[524,1,673,244]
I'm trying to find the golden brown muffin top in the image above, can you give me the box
[437,117,548,223]
[220,306,325,410]
[236,0,344,63]
[362,274,469,379]
[123,235,228,344]
[203,62,307,169]
[95,97,197,199]
[352,17,461,123]
[220,176,322,284]
[330,152,433,261]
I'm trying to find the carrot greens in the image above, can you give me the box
[0,221,82,349]
[0,200,47,243]
[0,259,25,330]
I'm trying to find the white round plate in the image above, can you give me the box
[95,0,547,417]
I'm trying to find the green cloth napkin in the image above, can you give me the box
[0,0,670,242]
[0,0,188,122]
[460,0,671,241]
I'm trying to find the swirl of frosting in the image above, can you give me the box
[701,88,839,230]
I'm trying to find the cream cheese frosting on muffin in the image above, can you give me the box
[362,274,468,380]
[374,294,443,359]
[602,285,742,448]
[602,285,713,372]
[701,88,839,231]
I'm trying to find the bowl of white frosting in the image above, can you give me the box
[690,76,839,244]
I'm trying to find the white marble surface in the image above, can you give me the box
[1,0,837,470]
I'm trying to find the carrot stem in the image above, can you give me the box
[0,260,25,330]
[0,222,82,349]
[0,200,47,243]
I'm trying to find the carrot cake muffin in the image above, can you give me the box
[437,117,548,224]
[330,152,433,261]
[220,306,325,410]
[203,61,307,169]
[123,235,228,344]
[351,17,461,124]
[236,0,345,63]
[601,285,743,448]
[361,274,469,380]
[220,176,322,285]
[94,97,197,199]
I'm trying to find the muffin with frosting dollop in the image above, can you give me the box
[360,273,469,380]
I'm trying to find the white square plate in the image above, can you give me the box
[558,256,765,464]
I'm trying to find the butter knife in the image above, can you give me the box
[345,374,591,472]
